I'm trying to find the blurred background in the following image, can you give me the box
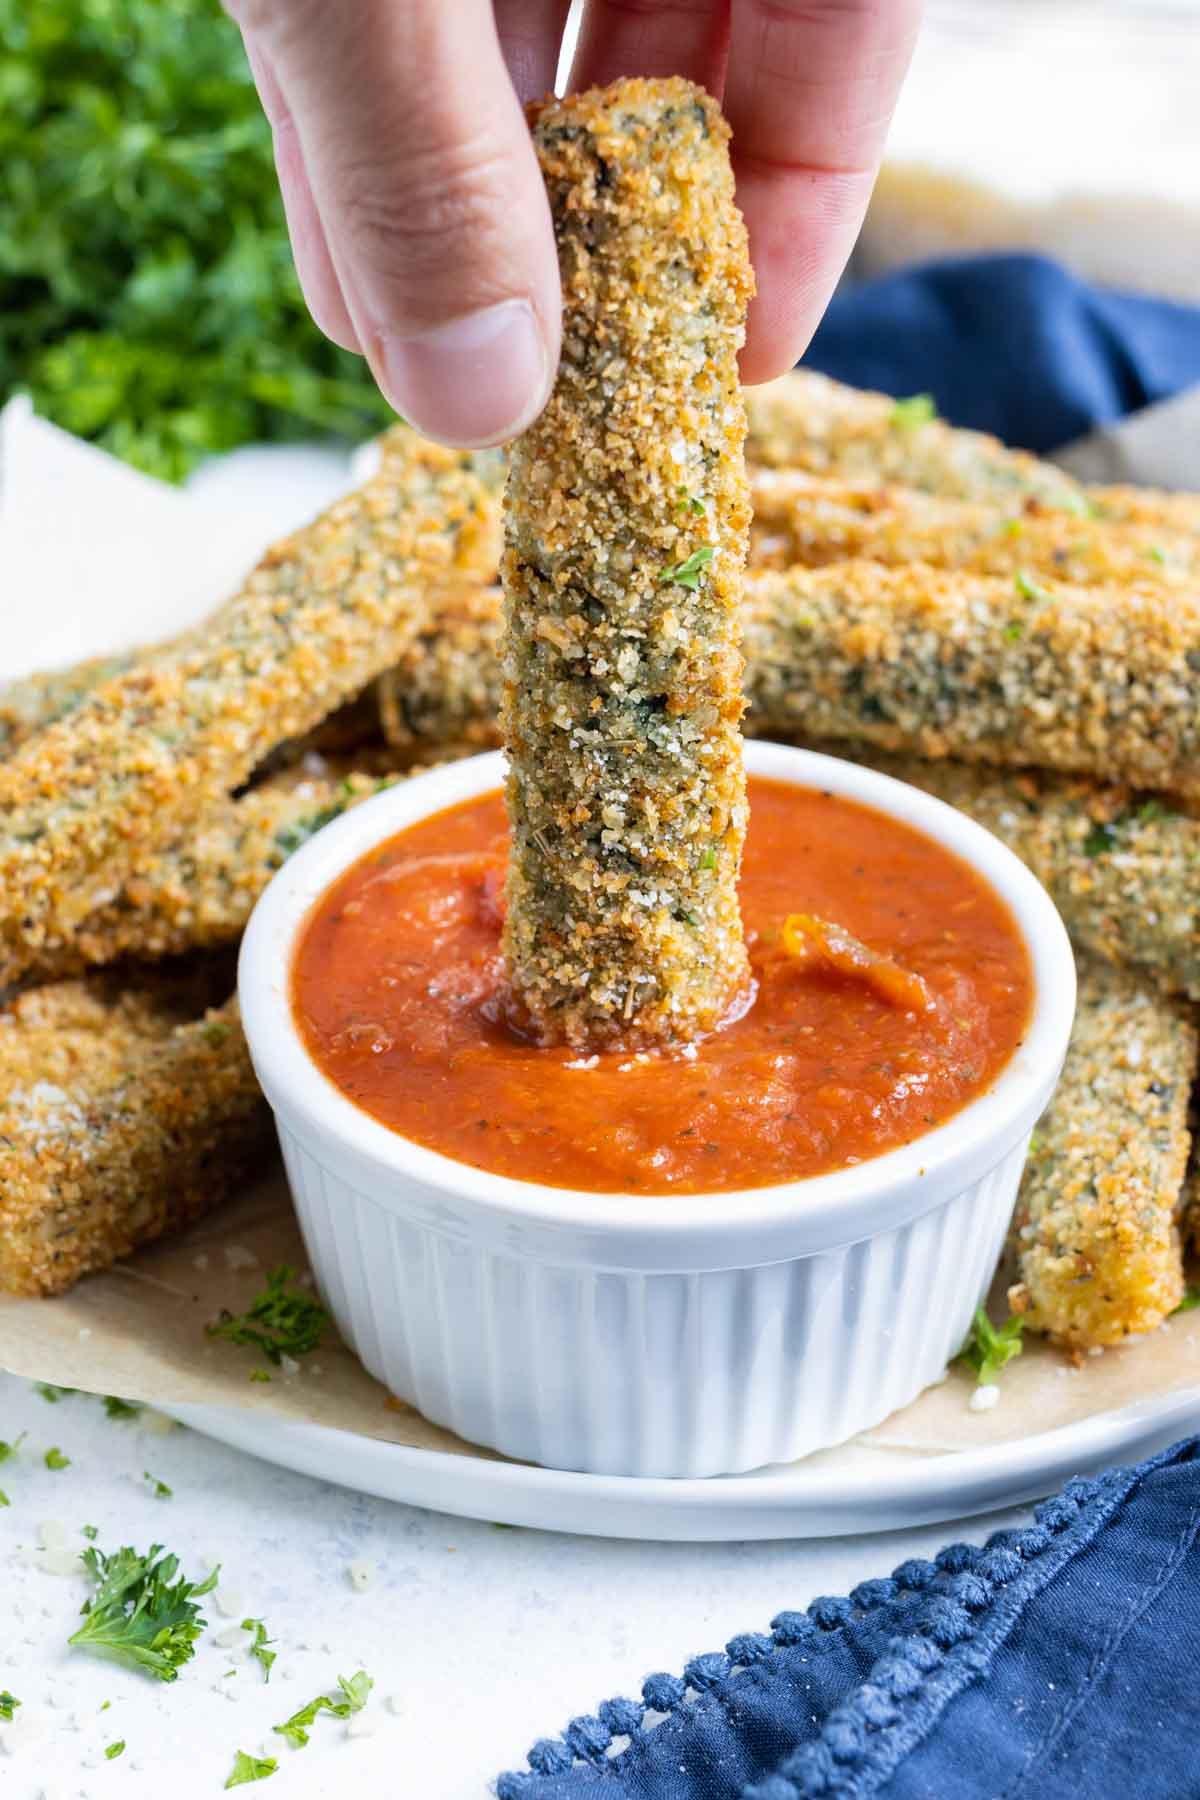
[2,0,1197,483]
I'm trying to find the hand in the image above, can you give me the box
[228,1,923,446]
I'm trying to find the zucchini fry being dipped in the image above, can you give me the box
[502,78,753,1048]
[1009,957,1196,1349]
[0,429,502,990]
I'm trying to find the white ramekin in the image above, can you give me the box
[238,743,1076,1479]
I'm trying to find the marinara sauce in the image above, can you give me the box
[292,779,1032,1195]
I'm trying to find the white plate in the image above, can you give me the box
[165,1386,1200,1541]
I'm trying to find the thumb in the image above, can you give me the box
[234,0,561,447]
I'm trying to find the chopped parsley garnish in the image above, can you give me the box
[0,1432,26,1463]
[0,1490,9,1508]
[144,1471,173,1500]
[0,1693,19,1722]
[69,1543,218,1682]
[957,1306,1025,1385]
[44,1447,70,1471]
[659,544,714,590]
[249,1370,272,1384]
[104,1397,142,1422]
[82,1524,99,1541]
[35,1383,74,1404]
[700,845,717,871]
[1083,821,1117,858]
[1173,1287,1200,1315]
[203,1020,231,1047]
[675,486,706,516]
[890,392,936,430]
[1014,570,1050,604]
[1135,799,1174,825]
[105,1740,126,1761]
[208,1266,328,1367]
[242,1619,276,1683]
[1003,621,1023,641]
[273,1672,372,1749]
[226,1751,279,1789]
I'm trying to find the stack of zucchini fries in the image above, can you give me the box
[3,371,1197,1376]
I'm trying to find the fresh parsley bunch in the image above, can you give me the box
[0,0,393,479]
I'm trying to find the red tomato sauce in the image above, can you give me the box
[292,778,1032,1195]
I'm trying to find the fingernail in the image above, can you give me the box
[376,299,551,447]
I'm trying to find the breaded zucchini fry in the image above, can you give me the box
[377,584,505,754]
[0,430,502,989]
[502,78,753,1047]
[745,371,1085,507]
[11,766,416,981]
[749,471,1200,587]
[0,653,143,753]
[1008,958,1195,1349]
[0,969,269,1297]
[742,561,1200,796]
[746,372,1200,534]
[821,752,1200,1003]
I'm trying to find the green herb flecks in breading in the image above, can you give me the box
[502,77,753,1049]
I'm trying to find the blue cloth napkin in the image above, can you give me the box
[497,1437,1200,1798]
[804,253,1200,453]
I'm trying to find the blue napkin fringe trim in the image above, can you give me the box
[496,1445,1183,1798]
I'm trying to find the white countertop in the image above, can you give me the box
[0,1372,1029,1800]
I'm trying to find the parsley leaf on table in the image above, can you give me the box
[226,1751,278,1788]
[242,1619,276,1683]
[273,1672,372,1749]
[68,1543,218,1682]
[0,1693,19,1722]
[207,1266,328,1367]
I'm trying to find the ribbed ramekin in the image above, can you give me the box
[238,744,1075,1478]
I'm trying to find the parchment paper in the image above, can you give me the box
[2,392,1199,1480]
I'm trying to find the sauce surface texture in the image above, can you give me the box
[293,779,1032,1195]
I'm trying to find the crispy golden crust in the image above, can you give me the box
[745,372,1085,506]
[0,969,269,1297]
[814,749,1200,1003]
[749,471,1200,587]
[0,429,501,989]
[0,652,144,753]
[741,561,1200,796]
[377,585,506,754]
[1007,958,1195,1349]
[501,78,753,1047]
[746,372,1200,534]
[7,764,430,982]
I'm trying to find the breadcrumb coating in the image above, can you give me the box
[742,561,1200,797]
[1008,957,1195,1349]
[746,372,1200,534]
[0,966,269,1297]
[501,78,753,1048]
[749,471,1200,587]
[8,764,429,982]
[0,428,501,988]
